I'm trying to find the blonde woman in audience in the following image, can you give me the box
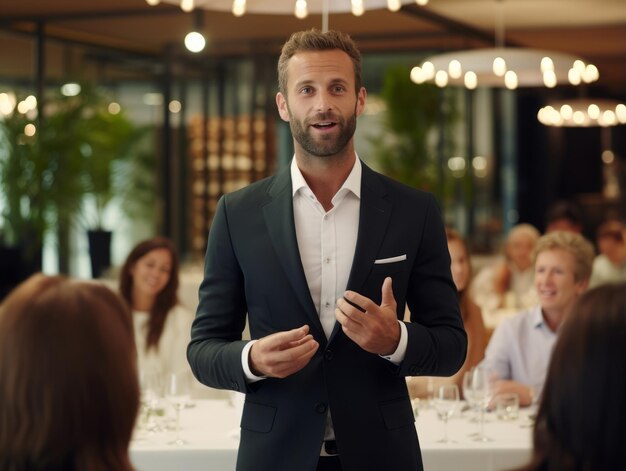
[480,231,595,406]
[407,228,486,398]
[120,237,195,383]
[515,283,626,471]
[472,223,540,313]
[0,274,139,471]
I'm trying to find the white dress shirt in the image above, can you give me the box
[479,304,558,400]
[241,157,408,381]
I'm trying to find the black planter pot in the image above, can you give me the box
[87,229,112,279]
[0,245,42,300]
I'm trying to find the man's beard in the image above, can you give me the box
[289,110,357,158]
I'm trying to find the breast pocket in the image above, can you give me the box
[371,260,407,277]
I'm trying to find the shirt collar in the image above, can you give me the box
[531,304,545,328]
[290,156,362,200]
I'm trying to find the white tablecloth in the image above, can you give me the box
[131,398,533,471]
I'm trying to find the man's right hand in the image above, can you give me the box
[249,325,319,378]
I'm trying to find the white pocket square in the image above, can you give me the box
[374,254,407,264]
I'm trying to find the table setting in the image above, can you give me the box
[131,382,533,471]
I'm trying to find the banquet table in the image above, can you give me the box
[131,397,533,471]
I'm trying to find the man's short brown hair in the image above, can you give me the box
[277,29,362,97]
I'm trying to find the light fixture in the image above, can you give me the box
[411,0,599,90]
[184,10,206,53]
[152,0,429,31]
[538,98,626,128]
[180,0,195,12]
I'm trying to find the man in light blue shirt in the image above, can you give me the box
[480,231,595,406]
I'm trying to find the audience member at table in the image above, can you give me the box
[0,274,139,471]
[515,283,626,471]
[589,219,626,288]
[471,223,540,313]
[407,228,486,399]
[479,231,595,407]
[544,200,583,234]
[120,237,196,384]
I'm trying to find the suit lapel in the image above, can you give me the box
[347,163,391,292]
[262,168,325,338]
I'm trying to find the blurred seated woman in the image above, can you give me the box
[0,274,139,471]
[119,237,195,382]
[407,228,486,399]
[515,283,626,471]
[589,219,626,288]
[472,223,540,313]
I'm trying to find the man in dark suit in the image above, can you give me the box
[188,29,467,471]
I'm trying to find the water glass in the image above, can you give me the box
[433,384,459,443]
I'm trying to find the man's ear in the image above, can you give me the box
[276,92,290,122]
[355,86,367,118]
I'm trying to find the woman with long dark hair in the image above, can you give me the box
[119,237,194,381]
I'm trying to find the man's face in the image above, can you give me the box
[534,248,587,315]
[275,49,366,158]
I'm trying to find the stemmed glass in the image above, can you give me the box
[433,384,460,443]
[470,365,495,442]
[462,369,481,437]
[166,371,191,445]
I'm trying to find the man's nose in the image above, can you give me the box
[314,91,333,112]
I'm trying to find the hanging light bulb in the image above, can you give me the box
[464,71,478,89]
[351,0,364,16]
[232,0,246,16]
[387,0,402,12]
[493,57,506,77]
[184,10,206,53]
[435,70,448,88]
[180,0,194,12]
[185,31,205,52]
[504,70,518,90]
[415,0,429,5]
[294,0,308,19]
[146,0,160,5]
[448,60,462,79]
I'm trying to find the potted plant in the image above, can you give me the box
[368,65,460,202]
[0,93,65,295]
[1,84,153,281]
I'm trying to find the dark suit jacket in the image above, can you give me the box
[188,161,467,471]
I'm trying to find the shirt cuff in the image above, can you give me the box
[379,320,407,365]
[241,340,266,383]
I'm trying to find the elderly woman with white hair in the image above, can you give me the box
[472,223,541,314]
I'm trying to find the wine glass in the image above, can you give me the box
[462,369,481,437]
[433,384,459,443]
[166,371,191,445]
[470,365,495,442]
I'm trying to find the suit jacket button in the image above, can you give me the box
[409,365,419,375]
[324,349,333,361]
[230,381,239,391]
[315,402,327,414]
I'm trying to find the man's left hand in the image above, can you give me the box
[335,277,400,356]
